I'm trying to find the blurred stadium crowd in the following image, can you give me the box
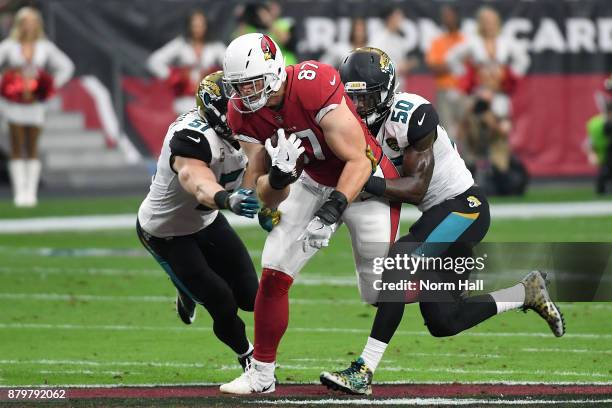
[0,0,610,207]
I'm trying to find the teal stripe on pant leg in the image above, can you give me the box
[156,259,202,305]
[139,234,201,304]
[412,212,477,257]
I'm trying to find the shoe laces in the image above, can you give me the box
[339,358,366,376]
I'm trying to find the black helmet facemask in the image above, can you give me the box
[339,47,397,134]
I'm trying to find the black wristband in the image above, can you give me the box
[315,190,348,225]
[363,176,386,197]
[214,190,230,209]
[268,166,296,190]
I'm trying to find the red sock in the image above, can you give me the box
[253,268,293,363]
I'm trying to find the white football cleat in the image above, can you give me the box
[219,359,276,394]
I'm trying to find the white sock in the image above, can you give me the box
[490,283,526,314]
[24,159,41,206]
[252,358,275,381]
[238,341,254,358]
[8,159,27,206]
[360,337,388,372]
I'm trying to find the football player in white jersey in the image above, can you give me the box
[136,71,260,372]
[319,48,565,395]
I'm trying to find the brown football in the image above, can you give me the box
[264,131,306,179]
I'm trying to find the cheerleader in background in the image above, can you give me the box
[0,7,74,207]
[147,10,226,114]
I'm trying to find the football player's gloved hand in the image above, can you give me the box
[265,129,305,190]
[300,216,337,250]
[299,190,348,250]
[258,207,281,232]
[214,188,259,218]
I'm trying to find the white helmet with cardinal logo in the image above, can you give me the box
[222,33,286,113]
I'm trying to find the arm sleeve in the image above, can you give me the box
[169,128,212,172]
[406,104,439,145]
[147,37,182,79]
[46,41,74,88]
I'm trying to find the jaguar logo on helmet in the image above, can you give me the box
[379,52,392,74]
[261,35,277,61]
[201,79,221,106]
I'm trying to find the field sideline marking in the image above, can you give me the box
[38,370,137,376]
[0,293,361,304]
[252,398,612,406]
[3,292,612,311]
[291,352,503,361]
[0,359,608,379]
[521,347,612,355]
[0,268,356,286]
[3,268,612,297]
[1,201,612,233]
[0,322,610,339]
[2,380,612,388]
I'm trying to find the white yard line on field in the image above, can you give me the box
[521,347,612,354]
[379,366,609,378]
[0,359,205,369]
[0,322,610,340]
[6,292,609,312]
[0,214,138,234]
[0,292,360,304]
[0,266,356,286]
[2,380,612,388]
[289,352,503,361]
[3,291,612,316]
[0,359,608,379]
[0,246,262,259]
[38,370,137,376]
[0,266,160,277]
[1,201,611,233]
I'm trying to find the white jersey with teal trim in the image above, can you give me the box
[377,92,474,212]
[138,109,247,238]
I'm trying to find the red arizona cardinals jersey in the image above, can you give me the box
[228,61,382,187]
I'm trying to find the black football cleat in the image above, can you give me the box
[176,290,196,325]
